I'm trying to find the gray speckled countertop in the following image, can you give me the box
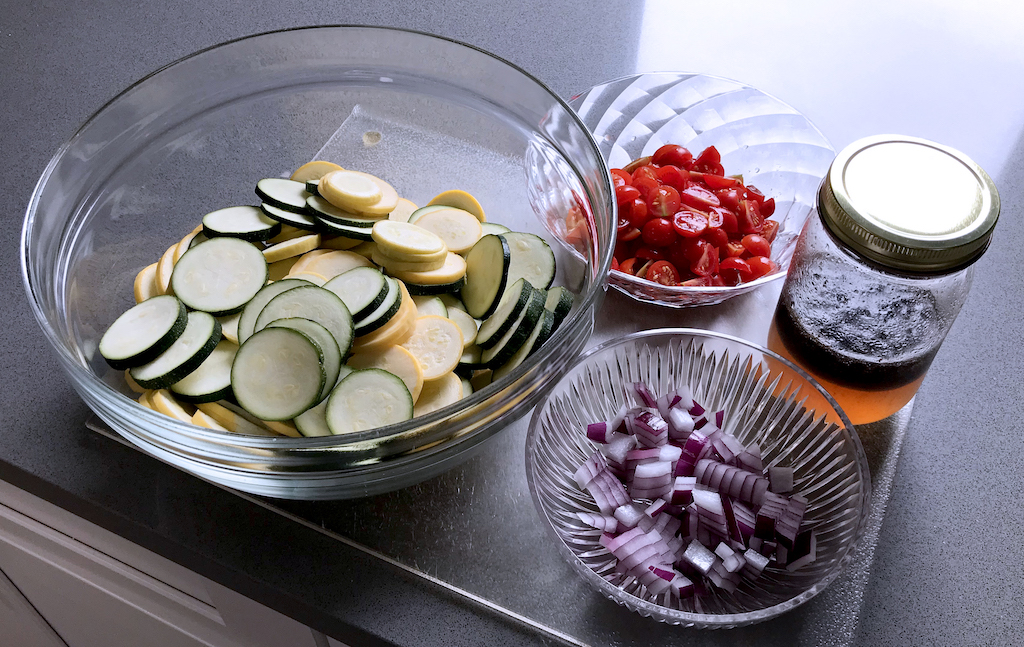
[3,2,1024,646]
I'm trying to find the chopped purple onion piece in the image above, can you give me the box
[682,540,717,575]
[633,382,658,408]
[768,466,795,494]
[742,548,770,579]
[785,529,817,571]
[689,401,705,417]
[587,421,611,443]
[714,409,725,427]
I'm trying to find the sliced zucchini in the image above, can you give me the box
[253,285,354,360]
[260,202,321,231]
[100,295,187,369]
[304,179,321,196]
[265,317,341,403]
[328,171,399,217]
[428,189,486,222]
[231,327,325,421]
[129,311,222,390]
[202,205,281,242]
[352,277,402,336]
[263,233,322,262]
[412,208,483,255]
[544,285,573,333]
[400,315,464,381]
[411,295,447,318]
[492,309,557,382]
[170,339,237,403]
[306,195,383,228]
[133,262,161,303]
[503,231,556,290]
[406,204,451,224]
[460,234,511,319]
[347,345,425,401]
[317,170,383,210]
[325,369,413,435]
[293,366,353,437]
[171,237,268,316]
[299,249,374,280]
[457,344,488,374]
[475,278,534,350]
[479,287,546,369]
[387,198,420,223]
[236,278,311,344]
[323,266,390,320]
[195,401,277,436]
[446,307,479,348]
[314,216,375,241]
[479,222,511,237]
[255,178,311,214]
[371,249,446,273]
[387,252,467,287]
[372,220,447,259]
[403,276,466,296]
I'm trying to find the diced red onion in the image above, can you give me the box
[785,529,817,571]
[613,502,646,529]
[689,401,705,417]
[600,432,636,466]
[666,407,695,440]
[742,547,770,579]
[681,540,717,575]
[634,382,658,408]
[645,498,669,517]
[573,451,608,489]
[576,511,620,533]
[768,466,794,494]
[670,476,697,506]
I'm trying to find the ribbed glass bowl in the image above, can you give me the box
[21,26,615,500]
[526,329,870,628]
[569,73,835,307]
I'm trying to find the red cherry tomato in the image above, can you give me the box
[645,260,681,286]
[715,187,743,211]
[647,185,681,219]
[635,246,667,261]
[680,185,721,210]
[672,210,708,238]
[652,144,694,169]
[747,256,778,279]
[618,257,641,275]
[610,256,620,271]
[760,197,776,217]
[723,241,747,258]
[682,276,714,287]
[641,217,678,247]
[708,206,738,235]
[631,165,659,184]
[615,184,641,205]
[737,199,763,235]
[625,197,649,229]
[632,175,661,200]
[616,217,635,239]
[703,174,740,190]
[744,184,767,205]
[611,168,632,187]
[655,165,689,192]
[687,239,719,277]
[618,226,641,242]
[694,146,722,172]
[741,234,772,258]
[719,257,754,285]
[701,226,729,250]
[761,219,780,243]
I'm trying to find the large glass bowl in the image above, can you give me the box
[526,329,870,628]
[568,73,835,307]
[21,26,615,500]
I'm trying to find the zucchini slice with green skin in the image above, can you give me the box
[304,179,321,196]
[314,216,375,241]
[260,202,321,232]
[475,278,533,350]
[170,339,237,403]
[293,365,353,437]
[325,368,413,435]
[99,295,187,369]
[411,295,448,318]
[492,309,557,382]
[459,234,511,319]
[353,278,402,336]
[322,266,390,321]
[231,327,325,421]
[406,205,451,224]
[479,287,547,368]
[236,278,311,345]
[171,237,268,317]
[253,285,354,360]
[130,311,222,390]
[543,285,574,334]
[306,195,381,228]
[456,344,488,375]
[404,276,466,296]
[265,317,341,403]
[202,205,281,242]
[255,178,310,214]
[502,231,557,290]
[479,222,511,237]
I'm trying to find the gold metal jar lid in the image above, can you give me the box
[819,134,1000,273]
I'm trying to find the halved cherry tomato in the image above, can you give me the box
[647,186,681,219]
[655,165,689,192]
[741,233,772,258]
[610,256,620,271]
[715,187,743,211]
[761,218,780,243]
[618,257,641,275]
[723,240,747,258]
[622,156,652,174]
[618,224,641,242]
[615,184,641,205]
[744,184,767,205]
[682,275,714,287]
[760,197,776,217]
[611,168,632,187]
[709,206,738,235]
[702,227,729,250]
[719,257,754,285]
[737,199,763,235]
[641,217,678,247]
[631,165,659,184]
[672,210,708,238]
[694,146,722,173]
[680,185,721,210]
[686,239,719,277]
[747,256,777,279]
[646,260,680,286]
[652,144,694,169]
[635,245,667,261]
[624,197,649,229]
[703,174,740,190]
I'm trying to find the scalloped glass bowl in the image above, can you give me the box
[21,26,616,500]
[568,73,835,307]
[526,329,871,628]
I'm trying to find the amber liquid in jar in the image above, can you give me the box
[767,269,940,425]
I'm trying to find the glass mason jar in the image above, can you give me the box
[767,135,1000,425]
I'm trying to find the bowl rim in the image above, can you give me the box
[20,25,615,454]
[569,70,835,303]
[525,326,871,627]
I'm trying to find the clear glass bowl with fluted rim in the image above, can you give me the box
[526,328,871,628]
[567,72,835,308]
[21,25,615,500]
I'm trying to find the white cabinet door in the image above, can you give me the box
[0,566,68,647]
